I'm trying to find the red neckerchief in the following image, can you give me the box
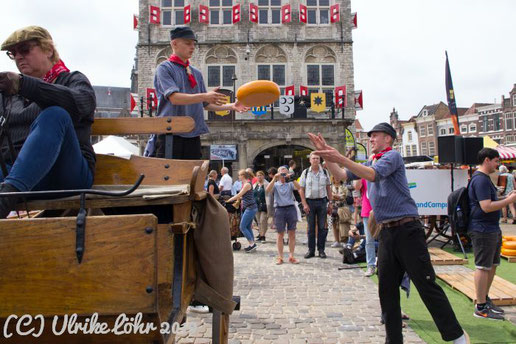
[168,54,197,89]
[373,146,392,161]
[43,60,70,83]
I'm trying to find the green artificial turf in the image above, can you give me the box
[364,254,516,343]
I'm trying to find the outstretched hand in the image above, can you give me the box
[308,133,344,164]
[233,101,250,113]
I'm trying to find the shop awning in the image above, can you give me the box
[496,145,516,160]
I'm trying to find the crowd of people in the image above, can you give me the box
[204,155,380,273]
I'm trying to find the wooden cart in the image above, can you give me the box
[0,117,235,343]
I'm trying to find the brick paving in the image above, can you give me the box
[176,220,426,344]
[175,221,516,343]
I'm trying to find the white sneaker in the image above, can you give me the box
[331,242,341,248]
[188,305,209,313]
[364,266,376,277]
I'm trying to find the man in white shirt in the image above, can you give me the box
[219,167,233,197]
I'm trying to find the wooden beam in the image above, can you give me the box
[92,117,195,135]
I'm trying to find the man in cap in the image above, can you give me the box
[0,26,96,218]
[145,27,248,159]
[307,124,469,344]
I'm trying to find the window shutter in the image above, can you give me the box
[184,5,191,24]
[199,5,209,23]
[149,5,161,24]
[249,3,258,23]
[330,4,340,23]
[233,4,241,24]
[281,4,291,23]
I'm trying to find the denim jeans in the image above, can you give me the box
[240,206,258,243]
[306,198,328,253]
[364,217,377,267]
[0,106,93,191]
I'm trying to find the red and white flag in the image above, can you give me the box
[285,85,295,96]
[199,5,209,23]
[149,5,160,24]
[133,14,139,30]
[233,4,241,23]
[130,93,138,113]
[184,5,191,23]
[249,3,258,23]
[335,86,346,108]
[299,4,307,23]
[146,88,157,110]
[330,4,340,23]
[300,85,308,97]
[354,90,363,110]
[351,12,357,29]
[282,4,291,23]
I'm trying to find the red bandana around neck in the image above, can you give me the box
[168,54,197,89]
[373,146,392,161]
[43,60,70,83]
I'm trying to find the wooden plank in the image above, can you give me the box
[428,247,468,265]
[16,193,191,211]
[92,116,195,135]
[0,215,158,317]
[501,254,516,263]
[94,155,205,186]
[437,271,516,306]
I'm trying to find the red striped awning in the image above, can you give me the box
[496,145,516,160]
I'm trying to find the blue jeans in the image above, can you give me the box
[240,207,258,243]
[306,198,328,253]
[364,217,377,268]
[0,106,93,191]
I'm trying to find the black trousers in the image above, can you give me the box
[155,135,201,159]
[306,198,328,253]
[377,220,463,343]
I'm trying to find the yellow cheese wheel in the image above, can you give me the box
[503,235,516,241]
[501,248,516,256]
[502,241,516,249]
[236,80,281,107]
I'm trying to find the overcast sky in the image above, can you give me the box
[1,0,515,131]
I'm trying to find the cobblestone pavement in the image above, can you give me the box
[176,220,426,344]
[175,221,516,343]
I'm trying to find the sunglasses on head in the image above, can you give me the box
[6,41,38,60]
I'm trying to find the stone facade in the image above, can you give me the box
[501,84,516,145]
[136,0,356,174]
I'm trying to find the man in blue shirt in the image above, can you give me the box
[468,148,516,320]
[308,123,468,344]
[145,27,247,159]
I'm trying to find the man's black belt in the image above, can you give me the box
[276,204,295,209]
[306,197,327,201]
[382,217,418,229]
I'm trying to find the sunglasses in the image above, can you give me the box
[6,42,38,60]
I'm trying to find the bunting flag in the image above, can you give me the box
[285,85,295,96]
[249,3,258,23]
[184,5,191,23]
[445,51,460,135]
[133,14,139,30]
[146,88,157,110]
[300,85,308,97]
[282,4,291,23]
[299,4,307,23]
[199,5,209,23]
[310,93,326,113]
[351,12,357,29]
[354,90,363,110]
[335,85,346,108]
[233,4,241,23]
[130,93,138,113]
[149,5,161,24]
[330,4,340,23]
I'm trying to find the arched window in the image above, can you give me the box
[304,45,336,105]
[255,45,288,104]
[205,46,238,88]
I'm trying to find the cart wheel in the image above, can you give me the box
[233,242,242,251]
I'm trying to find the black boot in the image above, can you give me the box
[0,183,20,219]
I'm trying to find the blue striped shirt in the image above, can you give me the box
[145,60,209,156]
[346,150,419,223]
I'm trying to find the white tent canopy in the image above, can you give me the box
[93,135,139,159]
